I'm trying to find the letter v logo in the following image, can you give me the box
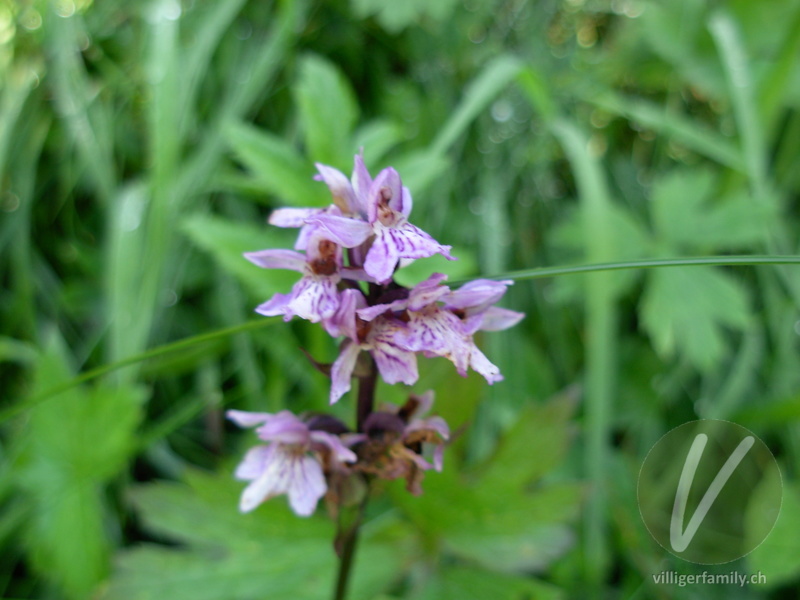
[670,433,755,552]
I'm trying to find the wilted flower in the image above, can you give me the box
[356,392,450,494]
[227,410,357,516]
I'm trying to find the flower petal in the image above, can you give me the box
[308,214,372,248]
[269,208,324,228]
[255,411,310,445]
[469,345,504,384]
[234,444,274,481]
[365,223,454,283]
[286,455,327,516]
[476,306,525,332]
[315,163,358,214]
[255,293,292,318]
[285,276,340,322]
[370,325,419,385]
[330,340,361,404]
[367,167,403,223]
[310,430,358,464]
[244,249,306,272]
[227,410,273,428]
[442,279,513,311]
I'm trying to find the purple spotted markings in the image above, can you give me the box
[231,153,524,516]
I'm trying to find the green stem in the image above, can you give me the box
[334,356,377,600]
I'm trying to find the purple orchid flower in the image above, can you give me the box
[328,289,419,404]
[357,274,524,384]
[227,409,357,516]
[308,166,455,283]
[266,154,372,250]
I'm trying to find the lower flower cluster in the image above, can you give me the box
[228,393,449,515]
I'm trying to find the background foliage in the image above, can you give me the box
[2,0,800,598]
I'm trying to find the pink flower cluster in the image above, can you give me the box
[229,154,523,516]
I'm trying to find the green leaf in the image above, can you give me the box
[224,121,329,207]
[15,331,145,600]
[294,54,358,168]
[651,168,769,251]
[477,395,577,490]
[181,214,298,300]
[101,470,405,600]
[417,566,566,600]
[640,266,751,370]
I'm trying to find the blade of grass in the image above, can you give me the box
[452,255,800,284]
[586,91,745,172]
[0,319,278,424]
[429,55,522,156]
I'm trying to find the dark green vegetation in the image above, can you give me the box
[2,0,800,598]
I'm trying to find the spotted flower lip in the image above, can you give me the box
[245,233,342,324]
[357,274,524,384]
[227,410,357,516]
[328,289,419,404]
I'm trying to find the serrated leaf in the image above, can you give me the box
[15,331,145,600]
[101,470,405,600]
[225,121,329,207]
[640,266,751,370]
[651,168,769,251]
[181,214,298,300]
[294,55,358,168]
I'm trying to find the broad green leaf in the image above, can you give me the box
[101,470,405,600]
[651,167,770,252]
[294,54,358,169]
[181,214,297,300]
[477,396,577,490]
[224,121,329,207]
[15,331,145,600]
[416,566,565,600]
[640,266,751,370]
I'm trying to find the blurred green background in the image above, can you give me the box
[2,0,800,598]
